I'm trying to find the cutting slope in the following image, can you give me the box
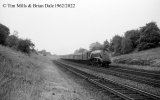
[112,47,160,68]
[0,45,47,100]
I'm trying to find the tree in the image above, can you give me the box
[0,23,10,45]
[121,37,133,54]
[108,39,114,52]
[103,39,110,51]
[111,35,122,55]
[74,48,88,54]
[137,22,160,50]
[124,29,140,48]
[5,31,19,49]
[17,39,35,54]
[89,42,103,51]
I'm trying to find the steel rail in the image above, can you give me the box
[54,60,132,100]
[61,60,160,87]
[54,60,160,100]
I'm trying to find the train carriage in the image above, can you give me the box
[60,50,111,67]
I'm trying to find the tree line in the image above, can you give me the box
[0,23,35,54]
[1,22,160,55]
[75,22,160,56]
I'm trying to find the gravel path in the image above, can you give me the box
[40,60,112,100]
[40,63,79,100]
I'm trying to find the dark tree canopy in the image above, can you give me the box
[137,22,160,50]
[5,32,19,49]
[121,37,133,54]
[111,35,122,55]
[0,23,10,45]
[124,29,140,48]
[17,39,35,54]
[108,21,160,55]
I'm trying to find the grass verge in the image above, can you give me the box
[0,45,48,100]
[112,47,160,68]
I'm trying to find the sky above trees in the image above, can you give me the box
[0,0,160,55]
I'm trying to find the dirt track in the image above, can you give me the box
[40,59,111,100]
[40,61,91,100]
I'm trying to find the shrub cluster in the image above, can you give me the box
[0,23,35,54]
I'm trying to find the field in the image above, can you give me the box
[112,47,160,70]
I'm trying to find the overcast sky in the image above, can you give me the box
[0,0,160,55]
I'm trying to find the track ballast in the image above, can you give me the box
[53,60,160,100]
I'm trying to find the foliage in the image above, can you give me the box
[103,39,110,51]
[74,48,88,54]
[17,39,35,54]
[5,31,19,49]
[89,42,103,51]
[0,23,36,54]
[5,30,35,54]
[109,40,114,52]
[119,29,140,54]
[111,35,122,55]
[121,37,133,54]
[107,21,160,55]
[137,42,157,51]
[124,29,140,48]
[137,22,160,51]
[0,23,10,45]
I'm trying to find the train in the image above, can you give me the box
[60,50,111,67]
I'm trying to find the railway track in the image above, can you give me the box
[61,59,160,87]
[109,65,160,79]
[53,60,160,100]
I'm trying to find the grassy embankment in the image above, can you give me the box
[0,45,49,100]
[112,47,160,70]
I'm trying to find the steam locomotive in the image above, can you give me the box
[60,50,111,67]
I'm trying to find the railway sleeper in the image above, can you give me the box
[117,90,137,94]
[114,88,128,91]
[114,97,126,100]
[64,60,160,88]
[127,94,149,99]
[55,60,160,100]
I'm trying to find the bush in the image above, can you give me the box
[0,23,35,54]
[137,42,157,51]
[17,39,35,54]
[6,31,35,54]
[0,24,10,45]
[5,34,19,49]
